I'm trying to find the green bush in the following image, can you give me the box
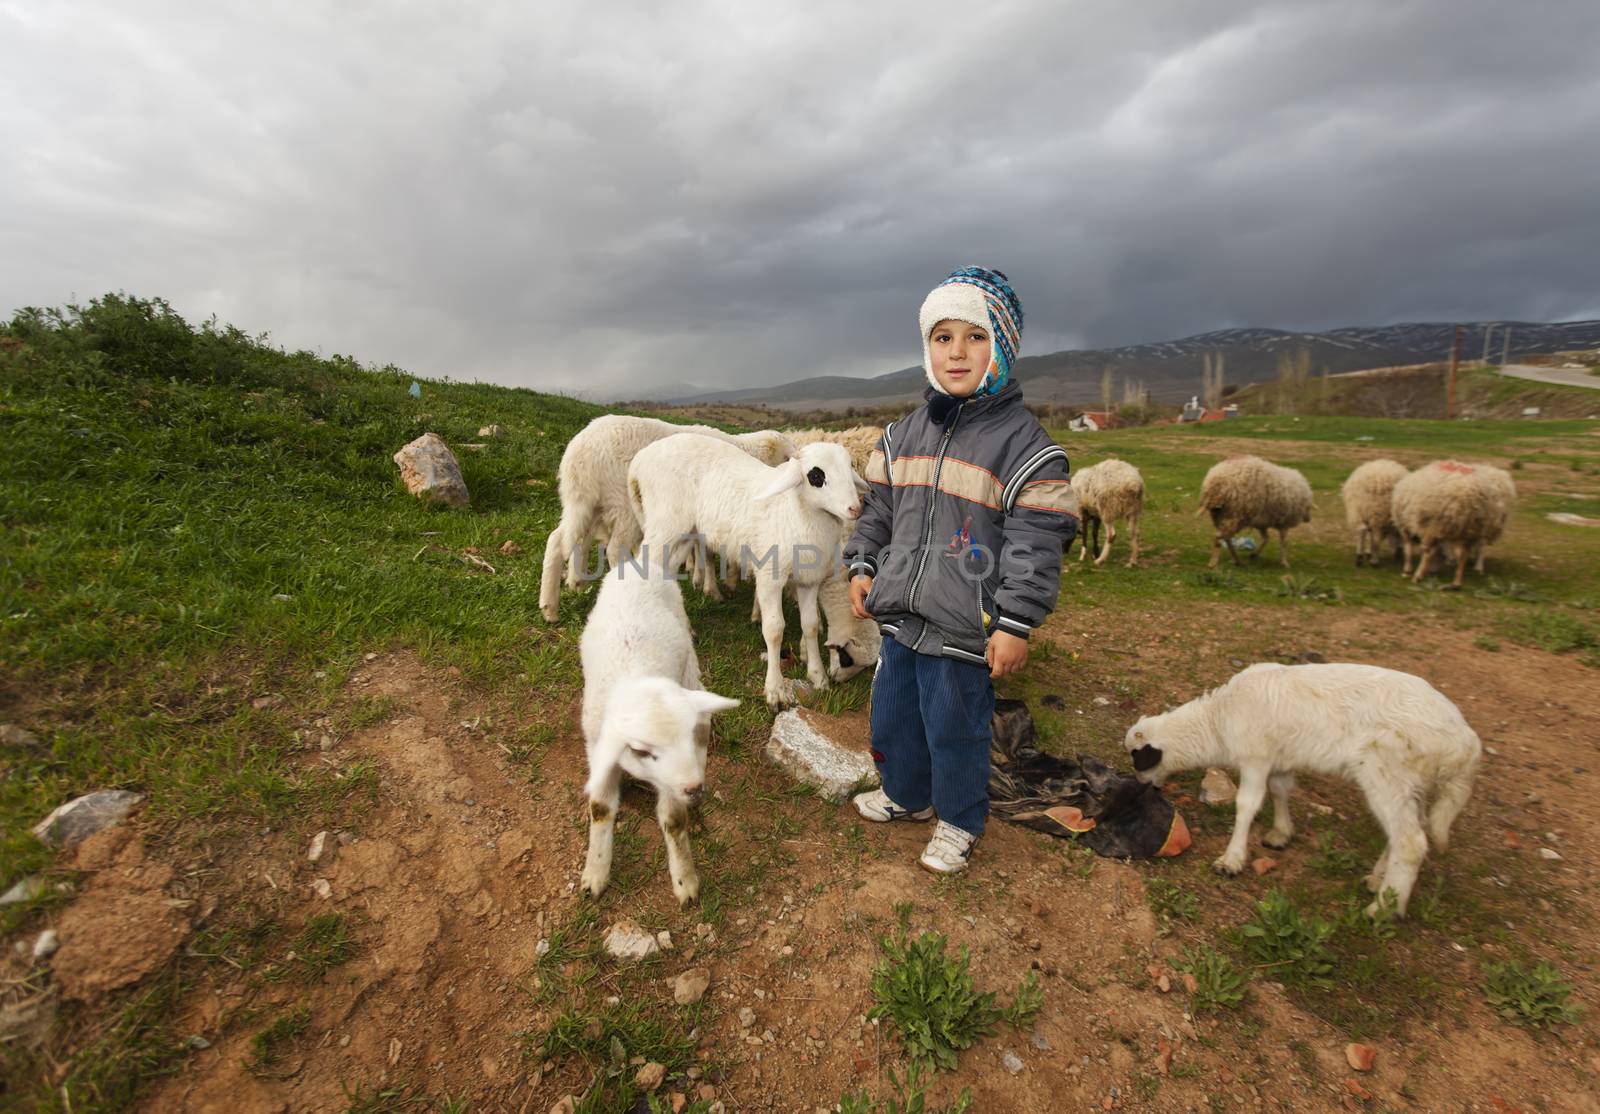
[1236,889,1337,987]
[1482,961,1582,1028]
[1172,946,1248,1012]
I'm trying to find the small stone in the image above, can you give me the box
[339,1034,351,1047]
[549,1098,575,1114]
[1156,974,1171,993]
[1092,696,1111,707]
[780,945,794,957]
[605,920,662,962]
[0,876,46,906]
[499,539,522,556]
[1155,1038,1174,1076]
[1539,847,1563,861]
[1001,1050,1025,1075]
[1345,1043,1376,1072]
[674,967,711,1006]
[308,831,332,864]
[697,1084,716,1102]
[0,724,42,749]
[635,1062,667,1091]
[1030,1029,1052,1051]
[1181,972,1199,994]
[185,1034,211,1050]
[320,733,336,751]
[738,1007,756,1029]
[1251,856,1277,875]
[1343,1079,1373,1102]
[32,930,59,959]
[479,424,505,438]
[670,1094,687,1114]
[1199,769,1236,806]
[388,1037,402,1065]
[657,930,674,951]
[30,790,145,847]
[535,938,551,958]
[312,878,332,899]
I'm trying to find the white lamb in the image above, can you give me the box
[1341,459,1410,567]
[539,415,795,622]
[1124,663,1480,917]
[1070,458,1145,567]
[579,566,740,907]
[628,435,863,708]
[1198,455,1313,569]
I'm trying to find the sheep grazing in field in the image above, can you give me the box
[1198,455,1313,569]
[785,425,884,480]
[1391,461,1516,589]
[579,567,740,906]
[539,415,796,622]
[628,435,863,708]
[1340,459,1410,567]
[1070,458,1145,567]
[1124,663,1480,917]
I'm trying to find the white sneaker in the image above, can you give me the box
[919,821,979,875]
[853,789,934,823]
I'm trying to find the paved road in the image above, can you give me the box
[1499,363,1600,390]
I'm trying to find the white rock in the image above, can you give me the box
[0,876,46,906]
[31,930,59,959]
[766,709,878,801]
[604,920,661,962]
[1539,847,1563,861]
[674,967,711,1005]
[1199,769,1237,806]
[308,831,332,864]
[31,790,145,846]
[478,424,505,438]
[535,938,551,958]
[0,724,41,748]
[312,878,332,899]
[656,930,674,951]
[1001,1050,1025,1075]
[738,1007,756,1029]
[393,432,470,508]
[1092,696,1111,707]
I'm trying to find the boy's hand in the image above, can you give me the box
[849,575,874,620]
[986,630,1028,679]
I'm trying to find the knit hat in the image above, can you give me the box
[918,266,1024,397]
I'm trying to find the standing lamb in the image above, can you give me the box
[1391,461,1515,589]
[579,566,740,907]
[628,435,862,708]
[1340,459,1410,567]
[1124,663,1480,917]
[1070,458,1145,567]
[1198,455,1313,569]
[539,415,795,622]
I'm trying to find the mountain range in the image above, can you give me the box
[637,320,1600,408]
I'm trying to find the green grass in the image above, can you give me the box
[1172,946,1248,1013]
[1482,961,1583,1028]
[247,1007,311,1075]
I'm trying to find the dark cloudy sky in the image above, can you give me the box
[4,1,1598,398]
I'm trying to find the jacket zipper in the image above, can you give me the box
[907,404,963,615]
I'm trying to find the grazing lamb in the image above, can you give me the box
[539,415,795,621]
[1070,458,1145,567]
[1124,663,1480,917]
[628,435,863,708]
[1340,459,1410,567]
[1391,461,1516,589]
[785,425,884,480]
[579,566,740,906]
[1198,455,1313,569]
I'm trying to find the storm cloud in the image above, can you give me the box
[3,0,1597,397]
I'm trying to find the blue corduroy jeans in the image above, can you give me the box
[868,635,996,837]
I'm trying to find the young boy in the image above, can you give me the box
[845,266,1078,874]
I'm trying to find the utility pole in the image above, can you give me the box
[1481,323,1497,365]
[1501,326,1512,366]
[1446,325,1463,419]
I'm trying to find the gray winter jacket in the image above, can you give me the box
[844,384,1079,665]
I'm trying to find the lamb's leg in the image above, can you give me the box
[1225,535,1242,566]
[1412,534,1437,582]
[1214,765,1268,875]
[1355,526,1368,567]
[1254,527,1269,561]
[1364,847,1390,894]
[1473,541,1487,575]
[755,577,793,708]
[1446,543,1469,591]
[657,793,699,907]
[1277,527,1291,569]
[1262,772,1296,849]
[1362,776,1429,917]
[1126,512,1140,568]
[562,504,602,590]
[796,582,828,691]
[1095,521,1116,566]
[580,766,623,899]
[539,523,568,623]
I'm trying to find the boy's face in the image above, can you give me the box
[928,318,992,398]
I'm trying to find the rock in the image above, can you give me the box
[0,991,57,1050]
[185,1034,211,1050]
[31,790,145,847]
[549,1098,575,1114]
[1155,1038,1174,1076]
[1199,769,1237,806]
[479,424,505,438]
[695,923,716,943]
[1156,973,1171,993]
[0,724,42,749]
[765,709,878,801]
[392,433,470,508]
[604,920,661,962]
[669,1094,687,1114]
[499,539,522,556]
[1092,696,1111,707]
[1251,857,1277,875]
[32,930,59,959]
[308,831,333,864]
[1539,847,1563,861]
[1001,1050,1025,1075]
[738,1007,756,1029]
[635,1062,667,1091]
[0,876,46,906]
[674,967,711,1005]
[1343,1079,1373,1102]
[657,930,675,951]
[311,878,332,900]
[1030,1029,1052,1051]
[1345,1043,1376,1072]
[1181,972,1199,994]
[697,1084,716,1102]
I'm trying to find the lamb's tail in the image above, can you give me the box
[1427,747,1479,854]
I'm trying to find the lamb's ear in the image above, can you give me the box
[852,472,869,494]
[754,460,805,501]
[687,691,740,716]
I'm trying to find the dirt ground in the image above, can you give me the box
[9,601,1600,1114]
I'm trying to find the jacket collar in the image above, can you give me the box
[924,381,1024,426]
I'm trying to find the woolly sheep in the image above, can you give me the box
[628,435,863,708]
[1124,663,1480,917]
[1391,461,1515,589]
[579,567,739,906]
[1198,455,1313,569]
[1340,459,1410,567]
[785,425,883,480]
[1070,458,1145,567]
[539,415,795,622]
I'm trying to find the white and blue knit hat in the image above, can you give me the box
[918,266,1024,397]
